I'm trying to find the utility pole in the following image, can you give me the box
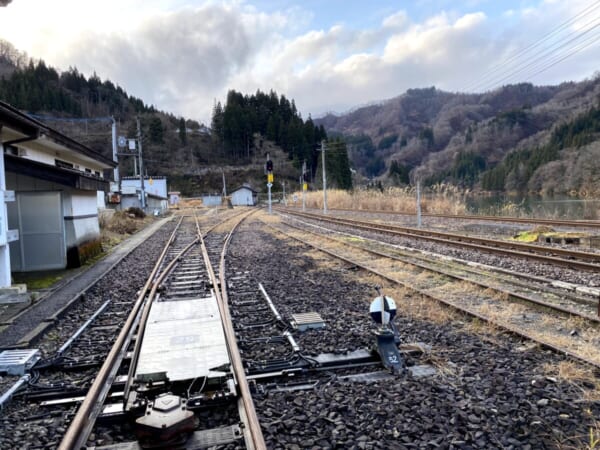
[222,170,227,197]
[282,181,286,205]
[416,179,422,228]
[111,117,119,185]
[136,118,146,210]
[321,140,327,214]
[302,160,307,212]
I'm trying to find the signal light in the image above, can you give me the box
[266,160,273,172]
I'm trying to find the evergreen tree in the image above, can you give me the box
[148,116,164,144]
[178,117,187,144]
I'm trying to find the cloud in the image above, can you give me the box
[56,4,286,119]
[0,0,598,123]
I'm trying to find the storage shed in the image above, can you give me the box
[0,101,116,283]
[230,185,257,206]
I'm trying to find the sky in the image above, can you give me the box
[0,0,599,124]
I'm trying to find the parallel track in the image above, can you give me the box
[265,215,600,371]
[279,216,600,320]
[290,206,600,229]
[280,209,600,271]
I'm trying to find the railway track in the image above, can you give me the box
[223,213,600,449]
[280,208,600,271]
[0,209,263,450]
[56,210,262,450]
[267,213,600,370]
[290,206,600,229]
[1,207,599,449]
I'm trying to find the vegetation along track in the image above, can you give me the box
[271,211,600,369]
[0,208,254,450]
[280,208,600,272]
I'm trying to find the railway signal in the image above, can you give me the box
[266,154,273,214]
[370,287,404,373]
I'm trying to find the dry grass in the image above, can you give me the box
[179,198,203,208]
[97,209,161,257]
[296,185,467,214]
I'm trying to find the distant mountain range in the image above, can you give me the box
[2,38,599,196]
[316,78,600,196]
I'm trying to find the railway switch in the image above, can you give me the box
[135,393,195,447]
[370,288,404,373]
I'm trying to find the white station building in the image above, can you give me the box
[0,101,116,288]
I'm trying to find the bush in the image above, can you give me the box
[105,211,139,234]
[126,207,146,218]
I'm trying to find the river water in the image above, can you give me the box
[465,194,600,220]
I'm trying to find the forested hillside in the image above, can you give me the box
[211,90,352,189]
[318,78,600,196]
[0,40,353,194]
[3,35,598,196]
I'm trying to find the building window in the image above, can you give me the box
[55,159,74,169]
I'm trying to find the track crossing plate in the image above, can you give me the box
[135,296,230,381]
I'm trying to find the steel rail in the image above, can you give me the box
[58,216,185,450]
[279,218,600,322]
[197,209,266,450]
[122,237,200,407]
[282,209,600,270]
[123,212,244,407]
[284,205,600,229]
[265,220,600,371]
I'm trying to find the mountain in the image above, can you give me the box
[0,40,352,195]
[316,78,600,196]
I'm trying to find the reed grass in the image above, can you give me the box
[296,185,467,214]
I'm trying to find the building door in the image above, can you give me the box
[8,192,65,271]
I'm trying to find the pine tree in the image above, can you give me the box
[178,117,187,144]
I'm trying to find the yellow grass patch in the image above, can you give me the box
[295,185,467,214]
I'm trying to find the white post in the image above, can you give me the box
[222,171,227,197]
[321,140,327,214]
[416,180,422,228]
[268,184,272,214]
[136,118,146,210]
[111,118,119,184]
[0,138,10,288]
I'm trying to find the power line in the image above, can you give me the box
[28,114,113,123]
[520,29,600,82]
[464,0,600,92]
[476,16,600,91]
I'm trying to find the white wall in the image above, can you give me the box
[62,191,100,248]
[231,188,254,206]
[121,178,168,198]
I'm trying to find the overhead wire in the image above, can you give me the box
[475,14,600,91]
[519,29,600,81]
[465,0,600,92]
[464,0,600,93]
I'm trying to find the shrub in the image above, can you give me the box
[127,207,146,218]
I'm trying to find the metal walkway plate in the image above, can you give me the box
[135,296,230,381]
